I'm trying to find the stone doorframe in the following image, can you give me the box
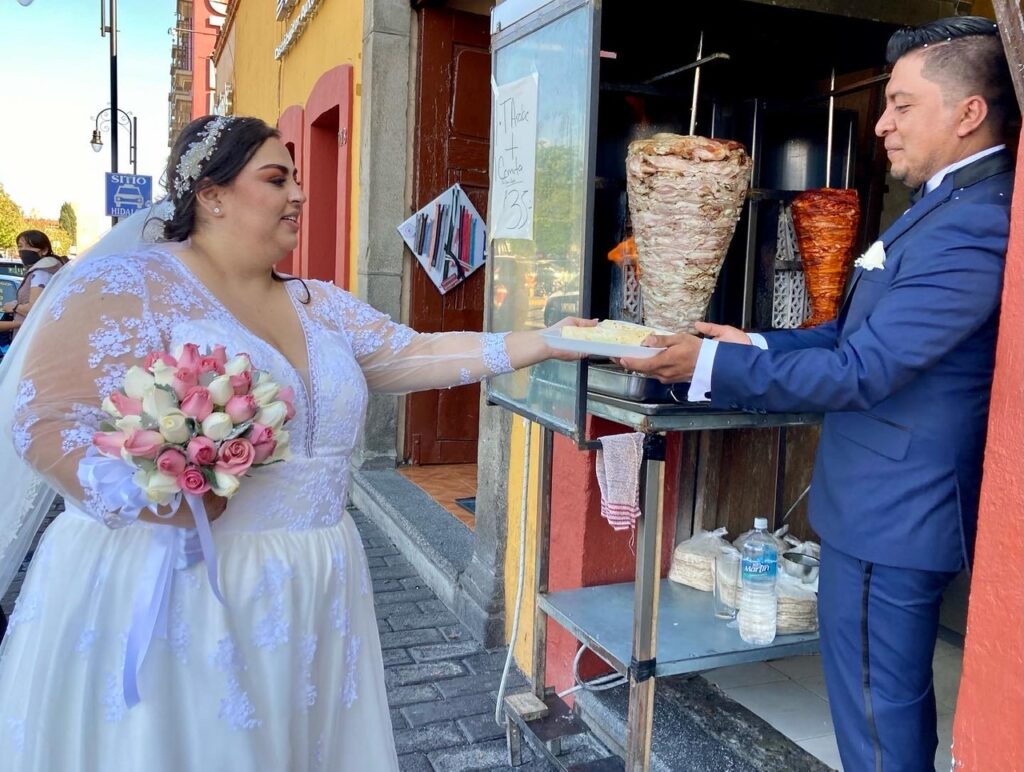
[356,0,510,646]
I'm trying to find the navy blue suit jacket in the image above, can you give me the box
[710,151,1014,571]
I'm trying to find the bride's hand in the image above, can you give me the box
[542,317,598,361]
[139,490,229,528]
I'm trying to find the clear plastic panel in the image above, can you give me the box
[486,2,596,436]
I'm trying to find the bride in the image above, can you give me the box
[0,115,590,770]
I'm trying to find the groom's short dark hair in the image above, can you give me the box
[887,16,1018,139]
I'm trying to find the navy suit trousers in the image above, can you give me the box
[818,541,957,771]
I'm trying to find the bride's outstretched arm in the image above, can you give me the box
[328,288,591,394]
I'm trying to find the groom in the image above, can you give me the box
[620,16,1017,771]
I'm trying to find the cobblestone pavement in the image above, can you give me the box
[2,500,611,771]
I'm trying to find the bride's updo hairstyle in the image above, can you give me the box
[163,115,279,242]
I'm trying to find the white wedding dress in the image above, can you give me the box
[0,247,513,771]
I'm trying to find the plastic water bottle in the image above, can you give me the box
[738,517,778,645]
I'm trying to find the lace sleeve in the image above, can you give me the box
[11,256,165,527]
[329,288,514,394]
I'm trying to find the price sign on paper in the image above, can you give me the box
[491,73,538,240]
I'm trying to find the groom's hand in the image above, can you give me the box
[695,322,752,345]
[619,332,702,383]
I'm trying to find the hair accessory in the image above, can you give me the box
[174,116,234,199]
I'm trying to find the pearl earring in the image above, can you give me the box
[213,207,221,214]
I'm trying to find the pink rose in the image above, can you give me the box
[224,394,258,424]
[278,386,296,421]
[248,423,277,464]
[93,430,127,458]
[122,429,165,460]
[229,371,252,396]
[109,391,143,417]
[186,436,217,466]
[172,367,199,401]
[215,438,255,476]
[177,465,211,495]
[144,351,177,370]
[180,387,214,421]
[177,343,201,370]
[208,345,228,368]
[199,356,225,376]
[156,448,187,477]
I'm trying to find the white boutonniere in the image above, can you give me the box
[854,240,886,271]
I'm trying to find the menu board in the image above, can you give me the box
[490,73,538,240]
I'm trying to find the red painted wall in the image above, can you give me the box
[953,133,1024,768]
[190,1,225,118]
[545,417,681,698]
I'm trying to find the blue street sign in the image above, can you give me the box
[105,173,152,217]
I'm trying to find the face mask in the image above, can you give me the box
[18,249,41,267]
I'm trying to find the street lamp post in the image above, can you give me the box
[90,108,137,174]
[101,0,119,225]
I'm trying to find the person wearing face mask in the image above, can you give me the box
[0,230,66,342]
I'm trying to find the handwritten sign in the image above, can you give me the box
[490,73,538,240]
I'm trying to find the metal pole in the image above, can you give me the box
[132,115,138,174]
[108,0,119,224]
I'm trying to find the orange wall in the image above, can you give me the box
[952,129,1024,768]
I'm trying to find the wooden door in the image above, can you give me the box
[405,7,490,465]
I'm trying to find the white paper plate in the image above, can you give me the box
[542,331,664,359]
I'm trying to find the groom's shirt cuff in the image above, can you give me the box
[685,333,769,403]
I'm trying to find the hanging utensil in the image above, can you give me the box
[825,67,835,188]
[689,31,704,136]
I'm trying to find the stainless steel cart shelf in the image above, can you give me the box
[539,580,819,678]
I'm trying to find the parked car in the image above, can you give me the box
[0,275,19,306]
[0,259,25,277]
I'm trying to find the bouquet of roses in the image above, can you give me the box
[79,342,294,524]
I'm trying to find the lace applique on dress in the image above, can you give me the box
[76,629,98,655]
[6,718,24,753]
[103,671,126,723]
[252,558,294,650]
[342,635,361,709]
[296,634,318,712]
[212,637,261,730]
[482,332,513,374]
[12,380,37,458]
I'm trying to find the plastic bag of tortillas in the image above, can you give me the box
[668,527,734,592]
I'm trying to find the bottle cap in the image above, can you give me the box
[754,517,768,530]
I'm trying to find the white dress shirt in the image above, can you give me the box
[685,144,1005,403]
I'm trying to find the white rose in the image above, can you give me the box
[224,354,252,376]
[159,411,192,444]
[102,396,122,418]
[151,361,177,388]
[115,415,143,433]
[124,366,156,400]
[142,386,179,419]
[254,401,288,431]
[211,470,240,498]
[201,412,234,442]
[250,381,281,407]
[854,240,886,271]
[207,374,234,406]
[270,429,292,462]
[133,468,181,504]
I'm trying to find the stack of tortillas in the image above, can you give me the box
[775,573,818,634]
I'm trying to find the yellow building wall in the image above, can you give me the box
[503,418,544,672]
[227,0,365,290]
